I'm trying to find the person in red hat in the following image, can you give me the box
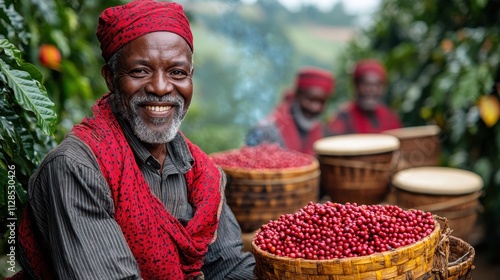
[326,59,402,135]
[9,1,254,280]
[246,66,336,155]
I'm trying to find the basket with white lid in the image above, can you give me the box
[391,166,483,241]
[313,134,400,204]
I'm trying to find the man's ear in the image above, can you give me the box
[101,64,114,92]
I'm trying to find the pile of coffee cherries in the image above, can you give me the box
[254,202,435,260]
[211,143,314,169]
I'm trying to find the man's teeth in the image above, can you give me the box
[145,105,171,112]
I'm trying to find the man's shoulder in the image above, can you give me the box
[252,103,291,128]
[248,119,279,138]
[28,134,104,196]
[254,118,276,129]
[38,134,98,170]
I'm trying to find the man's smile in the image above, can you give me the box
[141,104,174,118]
[145,105,172,112]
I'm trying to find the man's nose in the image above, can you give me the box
[146,73,173,96]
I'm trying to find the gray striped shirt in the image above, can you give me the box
[22,98,255,279]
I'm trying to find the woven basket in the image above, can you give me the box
[252,219,444,280]
[382,125,441,171]
[392,167,483,241]
[447,236,475,280]
[394,189,481,242]
[316,152,397,205]
[216,158,320,233]
[314,134,400,205]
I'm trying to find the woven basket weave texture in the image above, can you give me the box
[217,158,320,233]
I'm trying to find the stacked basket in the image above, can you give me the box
[382,125,442,171]
[447,235,475,280]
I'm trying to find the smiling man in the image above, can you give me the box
[11,1,255,279]
[326,59,402,135]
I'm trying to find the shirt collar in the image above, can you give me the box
[108,95,193,173]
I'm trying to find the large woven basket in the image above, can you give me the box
[313,134,400,205]
[252,220,444,280]
[447,235,475,280]
[382,125,441,171]
[394,190,481,242]
[216,158,320,233]
[392,167,483,241]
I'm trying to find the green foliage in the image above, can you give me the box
[0,40,57,135]
[13,0,126,140]
[0,38,58,272]
[0,0,29,47]
[0,0,125,276]
[346,0,500,261]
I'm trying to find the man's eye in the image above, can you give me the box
[130,68,148,75]
[170,70,188,79]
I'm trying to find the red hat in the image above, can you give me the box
[353,59,387,83]
[296,66,335,95]
[96,0,193,63]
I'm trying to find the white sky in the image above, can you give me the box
[241,0,381,14]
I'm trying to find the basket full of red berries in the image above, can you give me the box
[211,143,320,233]
[252,202,445,280]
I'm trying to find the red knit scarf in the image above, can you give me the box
[13,94,222,280]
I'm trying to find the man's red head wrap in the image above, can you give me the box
[353,59,387,84]
[295,66,335,95]
[97,0,193,63]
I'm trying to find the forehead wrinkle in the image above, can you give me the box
[121,51,192,70]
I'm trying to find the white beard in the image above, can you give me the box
[110,92,187,144]
[291,101,320,132]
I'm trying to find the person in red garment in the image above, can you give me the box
[326,59,402,135]
[9,1,254,279]
[245,66,335,155]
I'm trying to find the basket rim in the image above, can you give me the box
[251,218,440,264]
[212,154,319,175]
[313,134,400,156]
[382,125,441,139]
[447,235,475,269]
[392,166,483,195]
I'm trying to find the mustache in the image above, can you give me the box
[130,94,184,107]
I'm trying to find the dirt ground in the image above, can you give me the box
[472,247,500,279]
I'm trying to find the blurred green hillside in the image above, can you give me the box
[180,0,358,153]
